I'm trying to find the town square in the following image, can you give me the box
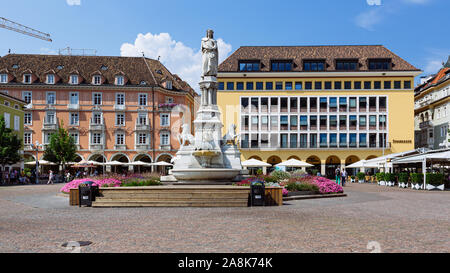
[0,0,449,261]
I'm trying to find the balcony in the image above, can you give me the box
[68,104,80,110]
[89,144,104,151]
[419,121,433,129]
[135,123,151,132]
[42,122,58,131]
[89,119,105,131]
[114,144,127,151]
[159,144,171,151]
[114,104,126,111]
[136,144,152,151]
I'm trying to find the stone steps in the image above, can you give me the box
[92,186,250,207]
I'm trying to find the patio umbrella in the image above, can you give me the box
[276,159,313,168]
[151,161,173,166]
[127,161,152,172]
[241,158,271,167]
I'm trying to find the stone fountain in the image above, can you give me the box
[162,29,243,184]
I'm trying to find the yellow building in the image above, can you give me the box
[217,45,421,177]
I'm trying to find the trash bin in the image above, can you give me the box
[250,180,265,206]
[78,181,99,207]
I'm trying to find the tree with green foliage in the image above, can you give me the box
[42,122,76,172]
[0,115,22,171]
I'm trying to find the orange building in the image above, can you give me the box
[0,54,197,172]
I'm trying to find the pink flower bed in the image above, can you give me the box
[311,177,343,194]
[60,178,122,193]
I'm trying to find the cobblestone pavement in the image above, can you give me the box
[0,183,448,253]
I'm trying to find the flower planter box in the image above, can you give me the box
[265,187,283,206]
[378,180,386,186]
[69,188,79,206]
[411,183,424,190]
[386,181,395,187]
[426,184,445,191]
[398,182,408,188]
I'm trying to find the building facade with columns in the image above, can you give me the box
[0,54,196,172]
[217,45,421,177]
[414,57,450,150]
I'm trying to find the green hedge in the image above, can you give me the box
[398,173,409,183]
[410,173,423,184]
[285,182,319,193]
[270,170,291,181]
[384,173,396,182]
[426,173,445,186]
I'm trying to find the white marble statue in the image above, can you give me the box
[223,124,239,145]
[201,29,218,77]
[178,124,195,148]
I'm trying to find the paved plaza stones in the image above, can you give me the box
[0,183,448,253]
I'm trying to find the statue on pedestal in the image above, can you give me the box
[201,29,218,78]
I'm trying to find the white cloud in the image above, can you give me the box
[66,0,81,6]
[355,8,383,31]
[120,32,232,92]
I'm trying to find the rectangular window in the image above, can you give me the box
[218,82,224,90]
[275,82,283,90]
[330,134,337,147]
[138,133,147,145]
[116,133,124,145]
[324,81,332,90]
[320,115,327,129]
[139,94,147,106]
[23,74,32,83]
[14,115,19,131]
[330,115,337,128]
[344,81,352,89]
[305,82,312,90]
[334,81,342,90]
[251,98,259,113]
[270,116,278,130]
[0,74,7,83]
[70,113,79,125]
[379,97,387,111]
[329,97,337,108]
[116,76,124,85]
[295,82,303,90]
[281,134,289,148]
[374,81,381,89]
[339,97,347,112]
[246,82,254,90]
[256,82,264,90]
[359,115,367,127]
[24,132,32,145]
[384,81,391,89]
[310,115,317,128]
[394,81,401,89]
[93,93,102,105]
[320,133,327,147]
[70,92,79,105]
[315,81,322,90]
[266,82,273,90]
[24,112,32,125]
[270,97,278,112]
[161,133,170,145]
[310,134,317,148]
[4,113,10,128]
[251,116,259,130]
[320,97,327,111]
[239,61,260,72]
[116,93,125,105]
[369,97,377,111]
[300,134,307,148]
[46,92,56,105]
[303,60,325,71]
[290,134,298,148]
[368,59,391,70]
[92,113,102,125]
[280,115,289,130]
[285,82,292,90]
[47,74,55,84]
[272,61,293,71]
[404,81,411,89]
[340,134,347,147]
[161,113,170,126]
[369,115,377,127]
[92,133,102,145]
[360,134,367,147]
[227,82,235,90]
[349,115,357,128]
[364,81,371,89]
[349,133,357,147]
[93,75,102,85]
[116,113,125,126]
[138,113,147,125]
[336,60,358,71]
[237,82,244,90]
[379,115,387,128]
[22,91,32,104]
[354,81,361,89]
[290,115,298,130]
[359,97,367,111]
[300,116,308,126]
[69,132,79,144]
[46,112,55,124]
[70,75,79,84]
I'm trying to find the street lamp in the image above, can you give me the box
[30,140,43,184]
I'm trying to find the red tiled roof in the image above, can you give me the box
[219,45,419,72]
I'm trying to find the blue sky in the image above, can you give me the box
[1,0,449,89]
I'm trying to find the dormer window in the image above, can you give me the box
[239,61,260,72]
[368,59,391,70]
[271,60,293,72]
[70,75,79,85]
[0,74,7,83]
[303,60,326,71]
[93,75,102,85]
[116,76,124,86]
[23,74,32,84]
[336,60,359,71]
[140,81,147,85]
[46,74,55,84]
[166,80,172,90]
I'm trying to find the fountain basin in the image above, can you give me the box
[171,168,241,181]
[192,150,220,157]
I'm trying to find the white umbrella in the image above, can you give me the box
[127,161,153,166]
[346,160,379,169]
[151,161,173,166]
[241,158,271,167]
[104,161,127,166]
[276,159,313,168]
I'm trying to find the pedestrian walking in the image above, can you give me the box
[341,168,347,187]
[47,170,54,185]
[335,167,341,185]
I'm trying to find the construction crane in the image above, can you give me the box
[0,17,52,42]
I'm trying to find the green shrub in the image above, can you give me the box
[384,173,396,182]
[121,178,162,187]
[310,169,319,176]
[285,182,319,193]
[398,173,409,183]
[410,173,423,184]
[426,173,444,186]
[376,172,385,181]
[256,169,263,175]
[263,176,278,183]
[270,170,291,181]
[357,172,365,180]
